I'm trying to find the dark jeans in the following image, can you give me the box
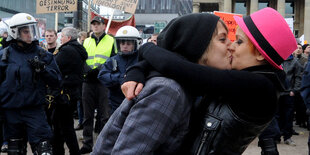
[277,95,294,140]
[82,82,110,149]
[52,87,80,155]
[3,106,52,146]
[308,130,310,155]
[0,113,3,145]
[258,118,280,155]
[259,118,281,140]
[295,93,307,127]
[77,100,83,125]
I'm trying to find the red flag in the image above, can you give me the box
[91,12,136,36]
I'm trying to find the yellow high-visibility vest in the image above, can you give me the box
[83,34,115,69]
[0,37,3,47]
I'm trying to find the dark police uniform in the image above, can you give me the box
[0,41,62,153]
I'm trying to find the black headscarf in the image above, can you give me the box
[157,13,220,63]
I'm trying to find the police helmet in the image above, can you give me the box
[4,13,40,43]
[115,26,142,55]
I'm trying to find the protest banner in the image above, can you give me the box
[36,0,77,14]
[93,0,139,14]
[214,11,242,42]
[91,12,136,35]
[299,35,304,45]
[285,18,294,33]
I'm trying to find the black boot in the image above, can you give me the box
[7,139,26,155]
[258,138,279,155]
[308,142,310,155]
[35,141,53,155]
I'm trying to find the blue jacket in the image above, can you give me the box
[0,42,62,109]
[98,52,138,109]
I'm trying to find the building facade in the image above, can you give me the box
[193,0,310,42]
[64,0,100,31]
[134,0,193,36]
[0,0,65,31]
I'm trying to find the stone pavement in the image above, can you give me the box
[75,124,309,155]
[18,121,309,155]
[243,125,309,155]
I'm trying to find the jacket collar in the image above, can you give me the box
[59,39,78,49]
[243,65,286,92]
[11,40,38,53]
[91,32,106,43]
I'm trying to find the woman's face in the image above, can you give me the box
[198,21,232,70]
[229,27,264,70]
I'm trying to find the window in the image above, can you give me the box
[161,0,166,10]
[152,0,156,10]
[83,1,88,10]
[234,2,247,16]
[285,1,294,18]
[258,2,268,10]
[200,3,219,12]
[65,17,73,24]
[139,0,145,10]
[166,0,171,10]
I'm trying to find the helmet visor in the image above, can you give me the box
[116,38,137,53]
[16,24,40,43]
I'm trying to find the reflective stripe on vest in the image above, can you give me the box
[83,35,114,69]
[0,37,3,47]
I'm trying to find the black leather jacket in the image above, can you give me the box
[177,69,285,155]
[187,101,269,155]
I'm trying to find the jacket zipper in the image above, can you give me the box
[196,131,208,155]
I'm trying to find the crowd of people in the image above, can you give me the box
[0,7,310,155]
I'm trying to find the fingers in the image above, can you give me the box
[121,81,138,100]
[135,83,144,96]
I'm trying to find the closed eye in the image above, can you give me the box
[236,39,243,45]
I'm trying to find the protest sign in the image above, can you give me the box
[36,0,77,14]
[285,18,294,33]
[93,0,139,14]
[214,11,242,42]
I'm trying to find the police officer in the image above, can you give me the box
[0,35,3,49]
[80,16,116,154]
[0,29,8,49]
[0,13,62,154]
[98,26,142,113]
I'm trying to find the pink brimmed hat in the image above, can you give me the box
[233,7,297,70]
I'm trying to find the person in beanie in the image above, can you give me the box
[122,7,295,154]
[303,44,310,57]
[294,43,307,67]
[92,13,232,154]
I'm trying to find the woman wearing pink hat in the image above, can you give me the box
[121,8,297,154]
